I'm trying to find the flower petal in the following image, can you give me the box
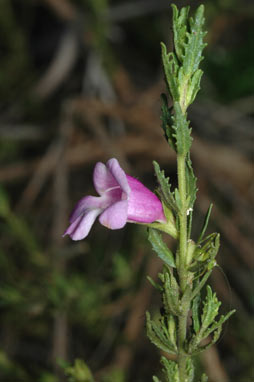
[69,195,104,223]
[99,200,128,229]
[106,158,130,196]
[93,162,117,195]
[126,175,165,223]
[64,209,101,240]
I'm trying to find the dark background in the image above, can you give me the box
[0,0,253,381]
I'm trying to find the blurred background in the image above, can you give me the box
[0,0,253,381]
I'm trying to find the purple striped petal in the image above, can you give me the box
[106,158,130,196]
[69,195,105,223]
[126,175,165,223]
[64,209,101,240]
[99,200,128,229]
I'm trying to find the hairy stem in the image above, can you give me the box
[177,154,188,291]
[177,153,190,381]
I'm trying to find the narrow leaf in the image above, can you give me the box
[148,228,176,268]
[172,101,192,155]
[192,294,200,334]
[160,94,176,151]
[146,312,177,354]
[197,204,213,244]
[153,160,177,211]
[188,69,203,105]
[172,4,189,63]
[163,271,181,316]
[147,275,163,292]
[182,4,207,77]
[174,188,182,210]
[185,153,197,209]
[161,357,179,382]
[161,43,179,102]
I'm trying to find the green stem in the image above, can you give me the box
[177,154,188,292]
[177,153,189,382]
[178,310,188,382]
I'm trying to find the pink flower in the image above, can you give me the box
[63,158,166,241]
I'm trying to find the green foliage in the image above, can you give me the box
[0,350,28,380]
[160,94,176,152]
[64,359,94,382]
[148,229,176,268]
[162,4,207,113]
[147,4,235,382]
[161,44,179,102]
[159,267,180,317]
[0,0,245,380]
[185,153,197,210]
[189,233,220,281]
[100,368,126,382]
[200,374,208,382]
[153,160,177,213]
[181,5,206,75]
[172,5,189,63]
[192,295,201,334]
[39,372,58,382]
[160,3,207,167]
[171,101,192,156]
[188,286,236,354]
[197,204,213,244]
[153,357,179,382]
[146,311,177,355]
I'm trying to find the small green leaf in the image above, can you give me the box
[191,269,213,300]
[148,228,176,268]
[162,271,181,316]
[204,309,236,339]
[153,160,177,212]
[172,4,189,63]
[201,285,221,329]
[172,4,207,111]
[192,294,200,334]
[174,188,182,210]
[161,357,179,382]
[188,69,203,105]
[147,275,163,292]
[182,4,207,77]
[188,285,234,353]
[168,315,177,349]
[160,94,176,151]
[186,358,194,382]
[195,233,220,271]
[64,359,94,382]
[185,153,197,209]
[197,204,213,244]
[172,102,192,155]
[161,43,180,102]
[146,312,177,354]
